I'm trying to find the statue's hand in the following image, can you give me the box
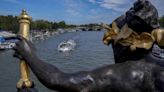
[13,36,36,59]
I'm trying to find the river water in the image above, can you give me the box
[0,31,114,92]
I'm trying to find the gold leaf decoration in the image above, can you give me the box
[114,24,133,44]
[102,22,119,45]
[102,22,156,51]
[152,28,164,47]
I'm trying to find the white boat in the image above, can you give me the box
[67,40,76,47]
[0,42,15,50]
[0,32,17,50]
[57,40,76,52]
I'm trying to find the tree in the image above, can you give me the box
[52,22,58,30]
[31,20,52,30]
[58,21,66,28]
[159,16,164,28]
[0,15,19,33]
[0,15,78,33]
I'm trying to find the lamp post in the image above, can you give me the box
[17,9,33,89]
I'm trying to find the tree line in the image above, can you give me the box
[31,20,77,31]
[0,15,77,33]
[0,15,19,33]
[0,15,164,33]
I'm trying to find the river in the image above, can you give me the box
[0,31,114,92]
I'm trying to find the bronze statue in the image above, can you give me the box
[13,36,164,92]
[103,0,163,63]
[13,0,164,92]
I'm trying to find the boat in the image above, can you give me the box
[0,31,17,50]
[0,37,18,50]
[67,40,76,47]
[57,39,76,52]
[0,42,15,50]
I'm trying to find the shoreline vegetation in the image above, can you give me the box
[0,15,164,34]
[0,15,104,44]
[0,15,101,34]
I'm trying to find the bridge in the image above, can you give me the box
[75,26,103,31]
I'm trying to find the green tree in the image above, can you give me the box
[0,15,19,33]
[31,20,52,30]
[0,15,78,33]
[58,21,66,28]
[52,22,58,30]
[159,16,164,28]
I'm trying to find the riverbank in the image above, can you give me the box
[31,28,105,41]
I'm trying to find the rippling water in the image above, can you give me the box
[0,31,114,92]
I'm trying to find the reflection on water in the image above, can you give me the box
[0,31,114,92]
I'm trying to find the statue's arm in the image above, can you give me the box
[13,37,99,92]
[17,37,163,92]
[13,37,164,92]
[24,54,97,92]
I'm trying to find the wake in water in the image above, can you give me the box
[57,39,76,52]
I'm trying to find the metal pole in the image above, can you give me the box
[17,9,33,89]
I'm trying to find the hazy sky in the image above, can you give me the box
[0,0,163,24]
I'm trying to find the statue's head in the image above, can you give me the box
[127,0,159,31]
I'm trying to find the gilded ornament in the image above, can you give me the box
[152,28,164,47]
[102,22,155,51]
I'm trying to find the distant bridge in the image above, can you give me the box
[75,26,103,31]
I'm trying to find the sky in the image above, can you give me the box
[0,0,164,24]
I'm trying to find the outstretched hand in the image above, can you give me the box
[13,35,36,60]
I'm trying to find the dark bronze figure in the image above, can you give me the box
[103,0,161,63]
[13,36,164,92]
[13,0,164,92]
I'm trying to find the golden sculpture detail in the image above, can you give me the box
[102,22,119,45]
[102,22,155,51]
[151,28,164,47]
[17,10,33,89]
